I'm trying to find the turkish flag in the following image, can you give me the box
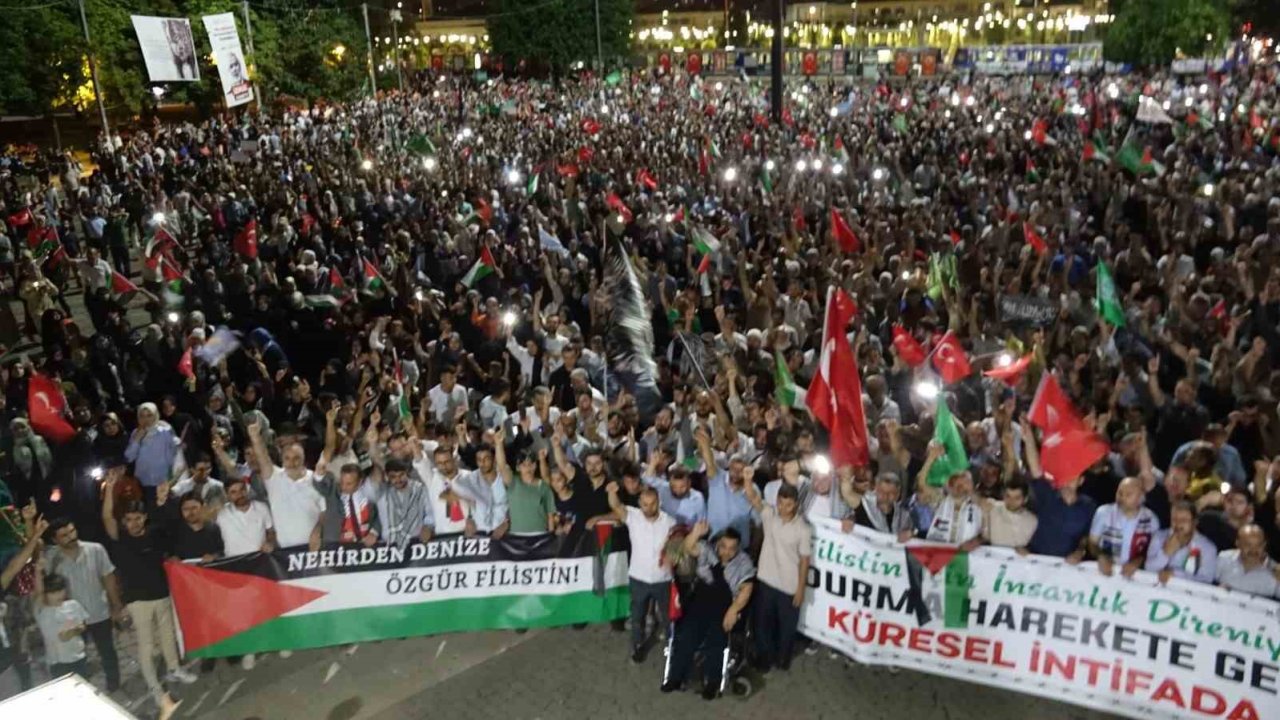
[27,372,76,444]
[233,219,258,259]
[178,348,195,379]
[1023,222,1047,255]
[983,353,1033,385]
[606,193,633,224]
[576,146,594,165]
[806,288,870,468]
[1029,373,1107,487]
[931,331,972,384]
[892,325,927,367]
[830,208,861,253]
[579,118,601,135]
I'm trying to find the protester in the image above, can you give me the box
[605,480,674,663]
[1,62,1279,707]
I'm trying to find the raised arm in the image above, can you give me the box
[246,418,275,482]
[1,513,46,591]
[315,403,340,477]
[605,481,626,523]
[101,473,120,541]
[493,426,513,486]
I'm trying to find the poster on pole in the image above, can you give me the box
[131,16,200,82]
[202,13,253,108]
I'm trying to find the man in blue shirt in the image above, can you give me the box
[642,463,706,528]
[693,430,756,544]
[1027,474,1096,560]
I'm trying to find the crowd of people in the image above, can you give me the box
[1,58,1280,712]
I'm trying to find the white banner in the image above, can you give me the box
[202,13,253,108]
[131,16,200,82]
[800,519,1276,720]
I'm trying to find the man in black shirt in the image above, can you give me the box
[101,475,196,706]
[161,490,224,562]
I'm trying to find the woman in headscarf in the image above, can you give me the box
[3,418,52,506]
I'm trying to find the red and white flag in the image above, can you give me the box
[891,325,927,367]
[1029,373,1108,487]
[806,288,870,468]
[28,372,76,443]
[931,331,972,384]
[233,219,259,259]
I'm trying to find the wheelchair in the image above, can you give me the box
[659,576,757,699]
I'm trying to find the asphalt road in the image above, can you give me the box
[174,625,1113,720]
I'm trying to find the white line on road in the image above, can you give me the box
[323,662,341,684]
[185,690,211,716]
[218,678,245,706]
[433,640,446,660]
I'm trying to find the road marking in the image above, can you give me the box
[218,678,245,706]
[433,640,446,660]
[324,662,342,684]
[184,690,211,716]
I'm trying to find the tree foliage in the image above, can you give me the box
[1105,0,1230,66]
[0,0,369,118]
[488,0,634,74]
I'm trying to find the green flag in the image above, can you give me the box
[760,162,773,193]
[926,252,958,301]
[526,172,539,196]
[406,134,436,156]
[1116,144,1163,177]
[926,397,968,487]
[1096,261,1126,327]
[892,114,908,134]
[604,70,623,86]
[774,352,807,408]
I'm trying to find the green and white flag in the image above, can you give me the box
[774,351,807,408]
[1095,261,1126,327]
[926,396,968,487]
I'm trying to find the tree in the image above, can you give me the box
[488,0,634,75]
[1105,0,1230,66]
[0,6,86,116]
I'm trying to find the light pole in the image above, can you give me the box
[390,8,405,91]
[770,0,784,122]
[594,0,603,71]
[362,3,377,95]
[76,0,115,172]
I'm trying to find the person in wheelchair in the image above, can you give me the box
[661,520,754,700]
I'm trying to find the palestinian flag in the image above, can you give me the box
[165,534,628,658]
[363,258,394,295]
[704,136,720,160]
[303,295,344,309]
[461,246,497,288]
[691,226,720,274]
[759,162,774,193]
[774,351,807,408]
[904,545,971,629]
[328,266,347,296]
[1116,143,1163,177]
[1095,261,1126,327]
[526,171,540,196]
[1023,222,1048,255]
[1082,139,1110,163]
[158,255,186,292]
[111,270,141,301]
[831,135,849,163]
[1024,157,1040,183]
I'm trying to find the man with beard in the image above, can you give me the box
[1144,501,1217,585]
[606,481,674,663]
[641,406,679,462]
[698,428,756,543]
[840,471,914,541]
[551,428,614,530]
[642,446,706,527]
[1215,524,1280,598]
[450,442,509,538]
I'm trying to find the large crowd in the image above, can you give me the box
[1,60,1280,712]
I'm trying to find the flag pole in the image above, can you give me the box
[675,331,713,393]
[77,0,115,175]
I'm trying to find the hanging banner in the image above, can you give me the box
[131,16,200,82]
[799,520,1275,720]
[202,13,253,108]
[165,530,629,658]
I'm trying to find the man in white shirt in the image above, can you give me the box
[418,445,470,534]
[248,419,325,549]
[427,366,469,425]
[1089,476,1161,577]
[1215,525,1280,598]
[171,453,226,510]
[607,481,674,663]
[216,480,276,556]
[450,444,509,537]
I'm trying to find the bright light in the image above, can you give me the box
[812,159,823,171]
[950,94,960,106]
[1023,130,1032,141]
[502,311,518,327]
[1202,183,1215,197]
[831,163,844,175]
[423,157,437,171]
[715,82,723,91]
[996,352,1013,367]
[1184,96,1194,107]
[460,127,474,139]
[89,466,104,480]
[1162,100,1172,111]
[944,110,951,119]
[361,159,373,171]
[414,289,425,301]
[899,97,909,109]
[985,123,995,133]
[900,270,911,280]
[722,166,739,182]
[152,212,165,225]
[872,167,886,181]
[151,87,165,99]
[795,159,808,172]
[1106,83,1119,99]
[765,159,776,171]
[965,96,975,107]
[829,107,839,118]
[914,379,940,400]
[50,487,61,503]
[663,213,674,222]
[1198,83,1208,95]
[1220,482,1231,495]
[810,454,832,475]
[166,311,180,324]
[505,168,521,185]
